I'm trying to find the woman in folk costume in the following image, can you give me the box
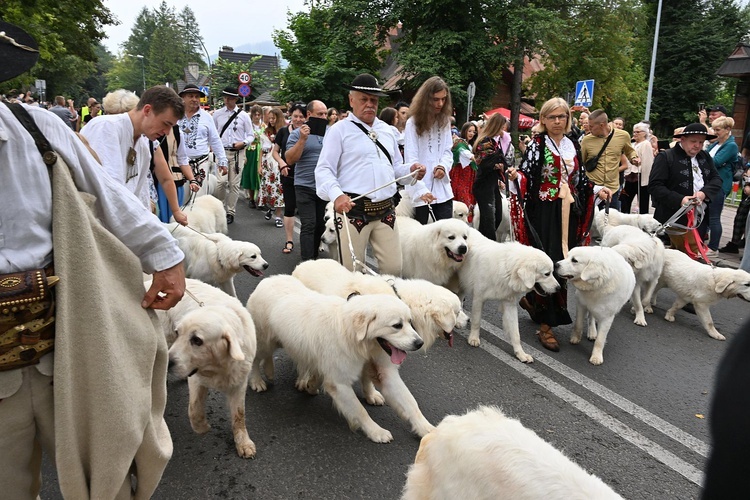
[450,121,478,222]
[241,104,264,207]
[507,97,595,352]
[258,108,286,227]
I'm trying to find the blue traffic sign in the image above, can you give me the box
[238,84,251,97]
[574,80,594,107]
[199,86,210,96]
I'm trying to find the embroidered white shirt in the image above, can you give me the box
[212,106,255,148]
[403,117,454,206]
[178,109,227,166]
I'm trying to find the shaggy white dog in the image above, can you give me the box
[556,246,636,365]
[594,207,662,236]
[600,224,665,326]
[401,406,623,500]
[167,223,268,297]
[457,229,559,362]
[155,278,257,458]
[653,249,750,340]
[398,217,470,291]
[247,275,432,443]
[176,194,227,234]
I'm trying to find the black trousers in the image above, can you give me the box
[414,199,453,225]
[295,185,327,261]
[474,183,503,241]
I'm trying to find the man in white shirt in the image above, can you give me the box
[316,73,426,275]
[0,21,185,498]
[177,85,229,219]
[213,86,255,222]
[81,86,186,217]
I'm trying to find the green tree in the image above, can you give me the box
[212,57,268,104]
[524,0,648,128]
[273,0,390,110]
[646,0,750,135]
[1,0,117,98]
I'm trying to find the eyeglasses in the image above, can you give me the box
[545,114,568,122]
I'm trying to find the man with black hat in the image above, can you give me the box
[178,84,228,215]
[0,21,185,498]
[649,123,723,257]
[213,86,255,223]
[316,73,427,275]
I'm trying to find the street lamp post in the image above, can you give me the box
[136,54,146,92]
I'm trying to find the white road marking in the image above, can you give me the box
[466,331,705,487]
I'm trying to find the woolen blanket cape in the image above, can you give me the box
[52,153,172,499]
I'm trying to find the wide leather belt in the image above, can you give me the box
[345,193,394,215]
[0,265,57,371]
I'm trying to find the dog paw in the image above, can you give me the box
[415,422,435,438]
[236,439,257,459]
[569,335,582,345]
[467,334,480,347]
[366,427,393,443]
[587,332,598,341]
[665,312,675,322]
[589,354,604,365]
[515,351,534,364]
[366,390,386,406]
[644,305,653,314]
[249,377,267,393]
[709,332,726,341]
[190,419,211,434]
[634,317,647,327]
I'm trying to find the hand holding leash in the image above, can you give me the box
[143,262,186,310]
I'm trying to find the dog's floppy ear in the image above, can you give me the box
[517,266,537,290]
[351,310,375,341]
[714,274,735,295]
[579,260,599,282]
[223,332,245,361]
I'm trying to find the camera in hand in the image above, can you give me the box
[307,117,328,137]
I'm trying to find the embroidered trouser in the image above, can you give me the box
[215,149,246,215]
[336,211,402,276]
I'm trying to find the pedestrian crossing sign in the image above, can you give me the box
[574,80,594,107]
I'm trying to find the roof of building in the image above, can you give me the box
[716,43,750,78]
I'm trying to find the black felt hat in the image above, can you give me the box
[178,84,206,97]
[674,123,717,140]
[222,86,239,97]
[0,22,40,83]
[342,73,398,97]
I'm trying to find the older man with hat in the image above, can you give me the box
[213,86,255,223]
[177,84,228,213]
[316,73,427,275]
[649,123,724,258]
[0,21,185,498]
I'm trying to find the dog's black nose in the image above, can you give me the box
[458,245,467,255]
[554,262,560,270]
[263,262,269,269]
[414,337,424,350]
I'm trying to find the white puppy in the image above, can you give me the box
[458,229,560,362]
[247,275,431,443]
[556,247,636,365]
[654,249,750,340]
[594,207,661,236]
[177,194,228,234]
[156,278,257,458]
[600,224,665,326]
[402,406,623,500]
[398,217,470,291]
[168,223,268,296]
[451,200,470,224]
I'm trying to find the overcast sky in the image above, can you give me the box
[101,0,308,56]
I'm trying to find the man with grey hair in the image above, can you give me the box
[316,74,426,274]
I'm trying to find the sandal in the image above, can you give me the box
[275,218,284,228]
[282,241,294,254]
[536,324,560,352]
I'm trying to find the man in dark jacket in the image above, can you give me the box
[649,123,723,257]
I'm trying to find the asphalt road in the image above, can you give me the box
[42,199,750,499]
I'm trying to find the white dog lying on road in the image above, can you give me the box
[401,406,623,500]
[247,274,432,443]
[601,224,665,327]
[556,246,635,365]
[654,249,750,340]
[458,230,560,362]
[168,223,268,297]
[154,278,257,458]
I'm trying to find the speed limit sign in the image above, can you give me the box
[238,72,251,84]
